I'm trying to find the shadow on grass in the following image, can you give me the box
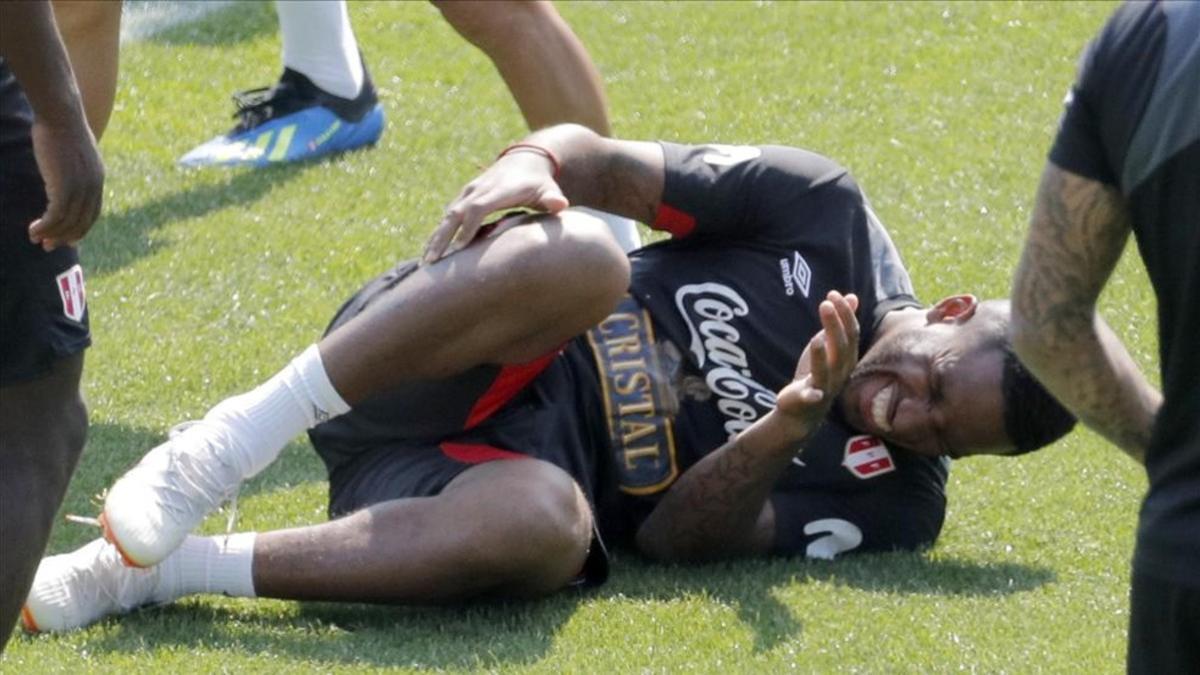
[605,552,809,654]
[602,551,1054,653]
[73,591,586,670]
[83,164,305,277]
[797,551,1057,596]
[139,1,278,46]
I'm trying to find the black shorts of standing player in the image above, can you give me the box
[0,166,91,384]
[308,259,613,586]
[1126,571,1200,675]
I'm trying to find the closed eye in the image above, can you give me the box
[928,357,945,405]
[928,357,952,455]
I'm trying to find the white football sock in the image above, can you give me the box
[276,0,363,99]
[160,533,258,599]
[202,344,351,479]
[572,207,642,252]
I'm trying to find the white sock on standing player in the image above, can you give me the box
[276,0,363,99]
[201,344,350,479]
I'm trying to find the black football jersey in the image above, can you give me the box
[585,143,949,558]
[0,59,35,167]
[1050,0,1200,587]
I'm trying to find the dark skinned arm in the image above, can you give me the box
[1011,162,1161,463]
[0,0,104,251]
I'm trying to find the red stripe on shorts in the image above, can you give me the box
[653,203,696,238]
[463,349,561,430]
[440,441,526,464]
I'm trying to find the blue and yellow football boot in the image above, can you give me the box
[179,65,384,168]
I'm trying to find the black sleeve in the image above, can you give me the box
[770,484,945,559]
[650,142,856,243]
[861,200,921,330]
[1049,1,1166,188]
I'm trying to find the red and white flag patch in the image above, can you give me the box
[55,264,86,322]
[842,435,895,479]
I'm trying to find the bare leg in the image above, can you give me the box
[254,459,592,601]
[22,458,590,633]
[2,6,107,638]
[50,0,121,141]
[0,354,87,651]
[435,2,642,252]
[320,211,630,404]
[436,1,611,135]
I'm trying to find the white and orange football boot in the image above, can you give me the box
[22,539,174,633]
[101,422,243,567]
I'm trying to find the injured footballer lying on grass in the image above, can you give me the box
[22,124,1078,632]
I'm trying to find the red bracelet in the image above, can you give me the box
[496,143,561,178]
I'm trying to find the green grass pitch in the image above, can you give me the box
[6,1,1150,673]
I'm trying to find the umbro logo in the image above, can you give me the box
[778,251,811,298]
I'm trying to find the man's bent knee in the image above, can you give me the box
[495,211,630,320]
[508,463,593,596]
[446,459,593,597]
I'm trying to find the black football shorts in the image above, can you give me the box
[1127,569,1200,674]
[1,166,90,385]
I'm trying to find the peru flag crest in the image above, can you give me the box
[55,264,86,322]
[842,435,895,479]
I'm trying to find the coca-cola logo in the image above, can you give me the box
[674,283,776,437]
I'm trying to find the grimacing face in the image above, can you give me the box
[837,298,1014,458]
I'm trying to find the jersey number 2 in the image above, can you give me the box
[804,518,863,559]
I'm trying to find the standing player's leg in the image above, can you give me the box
[0,185,92,653]
[24,458,593,632]
[275,0,363,101]
[435,0,610,134]
[179,0,383,168]
[435,0,642,252]
[0,356,87,650]
[101,211,629,567]
[50,0,122,140]
[1,2,114,651]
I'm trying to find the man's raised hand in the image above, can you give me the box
[774,291,860,440]
[423,147,568,265]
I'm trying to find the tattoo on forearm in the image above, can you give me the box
[646,436,779,559]
[1014,166,1155,452]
